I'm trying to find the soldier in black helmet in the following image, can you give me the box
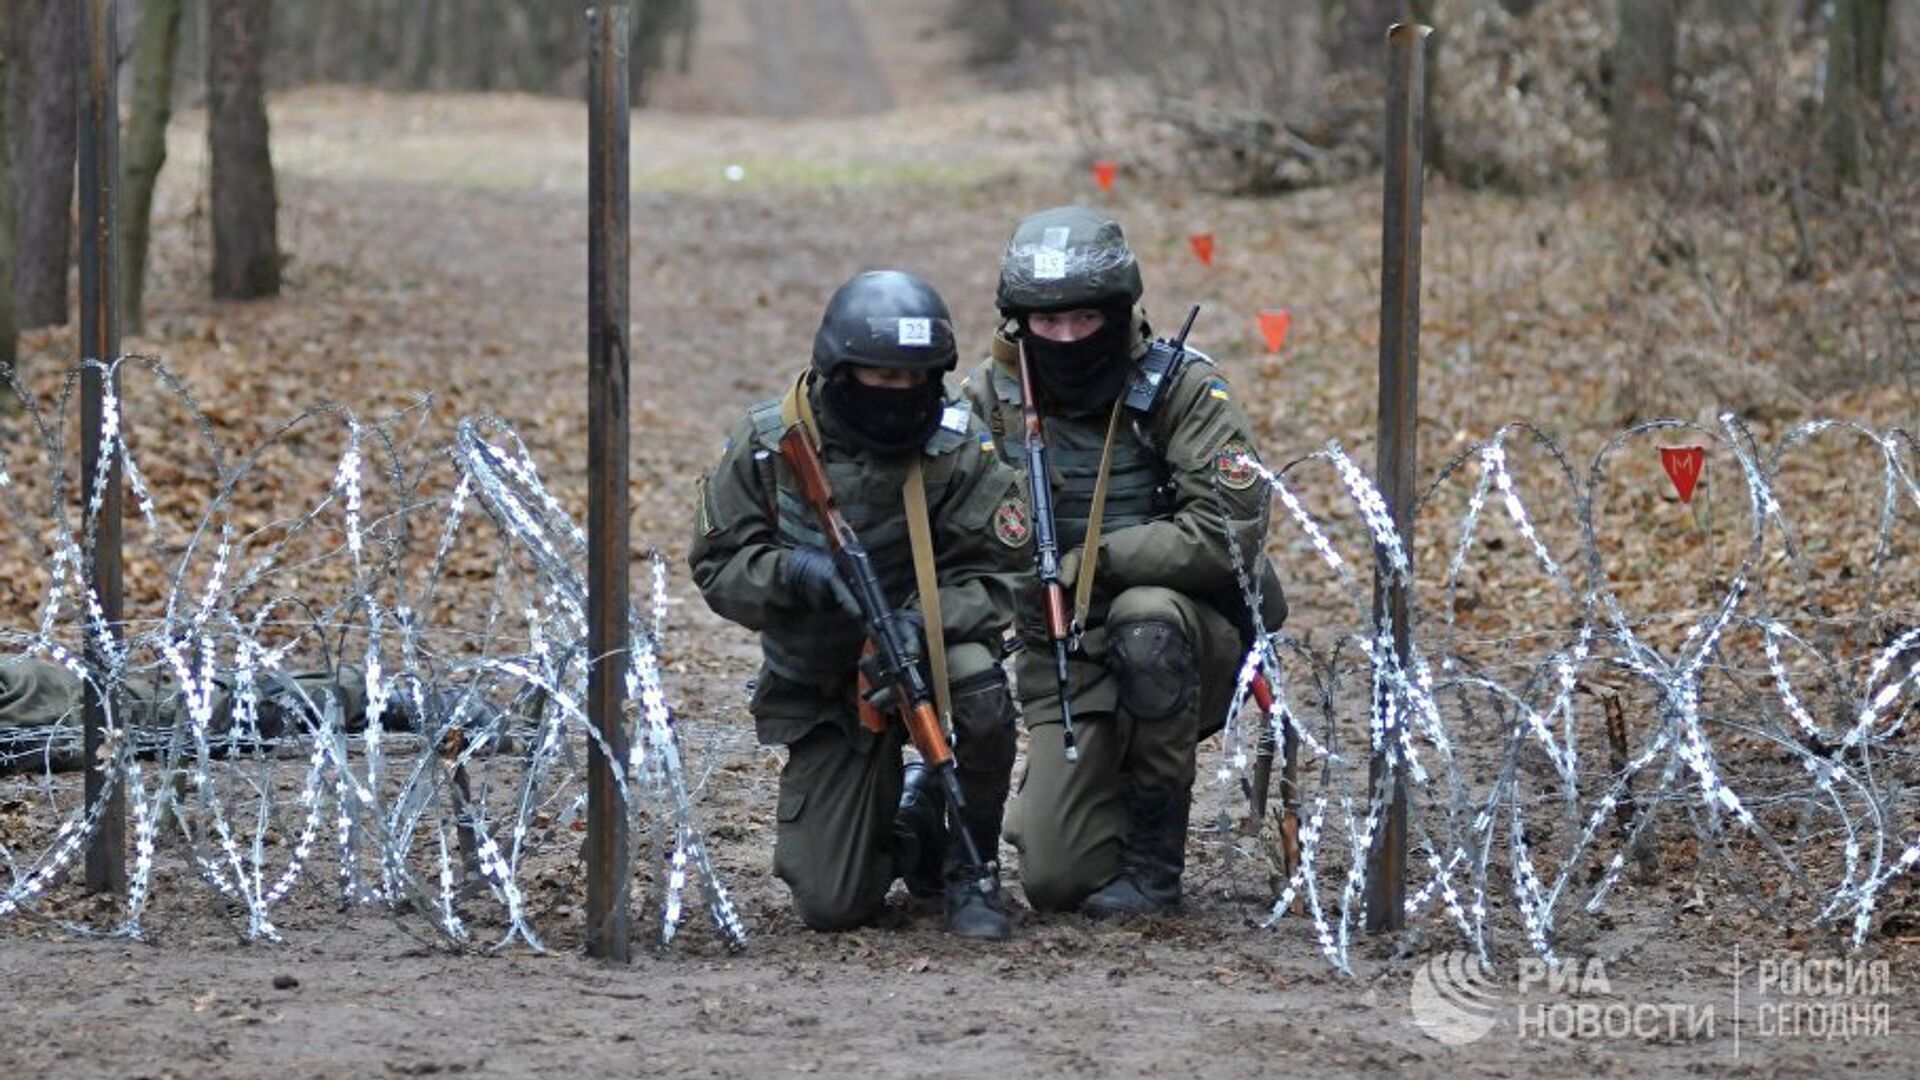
[961,207,1286,918]
[689,270,1029,940]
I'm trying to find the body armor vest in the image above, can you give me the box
[983,364,1171,551]
[747,397,968,685]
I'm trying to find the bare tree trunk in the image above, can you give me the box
[14,0,77,329]
[637,0,699,100]
[276,0,321,87]
[402,0,439,90]
[1610,0,1680,178]
[435,0,461,91]
[178,0,207,106]
[207,0,279,299]
[243,0,692,99]
[1284,3,1325,116]
[1823,0,1889,183]
[0,0,16,369]
[469,1,499,91]
[1896,0,1920,110]
[1329,0,1403,72]
[121,0,184,336]
[1860,0,1891,106]
[357,0,392,86]
[676,0,700,74]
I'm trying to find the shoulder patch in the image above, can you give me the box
[1215,439,1261,491]
[925,422,969,456]
[992,496,1031,548]
[746,398,787,451]
[1207,377,1231,402]
[940,402,971,434]
[977,430,995,455]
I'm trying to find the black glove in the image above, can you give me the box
[782,546,861,618]
[1023,548,1085,640]
[859,610,927,709]
[881,609,926,670]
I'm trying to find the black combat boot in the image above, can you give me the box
[943,805,1013,940]
[892,760,946,899]
[1080,783,1191,919]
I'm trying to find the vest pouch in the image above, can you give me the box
[1209,556,1289,651]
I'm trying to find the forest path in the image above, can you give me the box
[651,0,973,116]
[744,0,894,115]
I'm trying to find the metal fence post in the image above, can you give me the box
[1366,21,1430,935]
[585,4,633,962]
[79,0,126,898]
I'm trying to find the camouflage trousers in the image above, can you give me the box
[768,641,1016,930]
[1004,586,1241,912]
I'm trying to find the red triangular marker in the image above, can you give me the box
[1092,159,1118,193]
[1660,446,1706,504]
[1258,309,1291,354]
[1189,232,1215,267]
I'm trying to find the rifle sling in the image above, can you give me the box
[778,370,817,439]
[1072,399,1125,627]
[903,457,952,730]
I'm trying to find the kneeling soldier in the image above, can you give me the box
[690,270,1029,939]
[964,207,1286,917]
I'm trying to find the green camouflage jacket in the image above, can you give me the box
[689,372,1031,745]
[960,314,1283,641]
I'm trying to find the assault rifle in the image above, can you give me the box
[1014,338,1082,765]
[777,423,993,890]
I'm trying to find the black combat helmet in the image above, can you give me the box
[811,270,959,379]
[996,205,1144,316]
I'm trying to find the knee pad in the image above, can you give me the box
[948,666,1017,777]
[1108,619,1196,722]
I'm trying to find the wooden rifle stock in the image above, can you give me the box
[1246,665,1301,913]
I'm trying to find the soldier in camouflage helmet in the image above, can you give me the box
[690,270,1030,940]
[962,207,1286,918]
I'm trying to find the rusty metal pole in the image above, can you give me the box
[79,0,126,897]
[1366,22,1429,935]
[585,5,634,962]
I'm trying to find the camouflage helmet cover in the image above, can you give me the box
[996,205,1144,315]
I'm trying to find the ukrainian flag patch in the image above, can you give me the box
[1207,378,1231,401]
[978,431,996,454]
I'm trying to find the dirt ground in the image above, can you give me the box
[5,2,1920,1077]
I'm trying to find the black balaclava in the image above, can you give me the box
[821,372,946,455]
[1023,305,1135,411]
